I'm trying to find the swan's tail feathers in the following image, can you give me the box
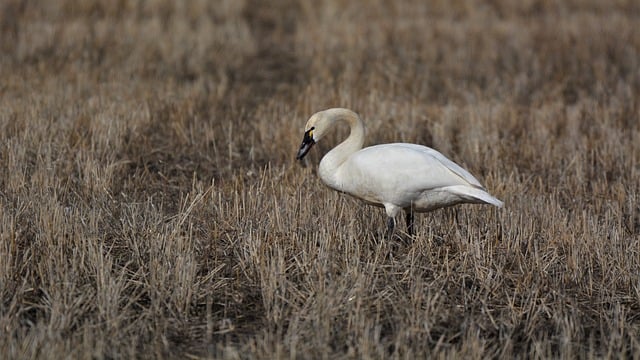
[446,185,504,208]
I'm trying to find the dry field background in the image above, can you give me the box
[1,0,640,358]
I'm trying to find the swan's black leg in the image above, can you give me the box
[406,210,415,237]
[386,217,395,240]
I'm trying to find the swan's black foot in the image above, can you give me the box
[405,210,415,238]
[385,216,396,241]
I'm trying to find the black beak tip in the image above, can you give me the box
[296,129,316,161]
[296,140,314,160]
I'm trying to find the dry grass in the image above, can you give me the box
[1,0,640,358]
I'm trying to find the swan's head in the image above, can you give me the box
[296,108,360,160]
[295,110,334,160]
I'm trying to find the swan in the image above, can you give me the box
[296,108,503,238]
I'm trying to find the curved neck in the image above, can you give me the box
[318,109,365,188]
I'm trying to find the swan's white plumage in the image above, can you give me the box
[296,108,503,234]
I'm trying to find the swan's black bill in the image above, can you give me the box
[296,129,315,160]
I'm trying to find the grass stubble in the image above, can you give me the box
[1,0,639,358]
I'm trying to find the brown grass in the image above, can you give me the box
[1,0,640,358]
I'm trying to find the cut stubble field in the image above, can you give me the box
[1,0,640,358]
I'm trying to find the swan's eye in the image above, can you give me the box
[305,127,315,140]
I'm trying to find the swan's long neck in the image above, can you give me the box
[318,109,365,190]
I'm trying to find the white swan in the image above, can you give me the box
[296,108,503,237]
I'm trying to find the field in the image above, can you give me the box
[1,0,640,358]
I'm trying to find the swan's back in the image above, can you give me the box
[335,143,499,210]
[378,143,483,187]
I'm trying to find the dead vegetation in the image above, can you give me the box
[1,0,639,358]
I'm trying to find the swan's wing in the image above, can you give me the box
[389,143,484,188]
[345,143,484,191]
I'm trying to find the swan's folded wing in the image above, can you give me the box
[389,143,485,188]
[347,144,482,189]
